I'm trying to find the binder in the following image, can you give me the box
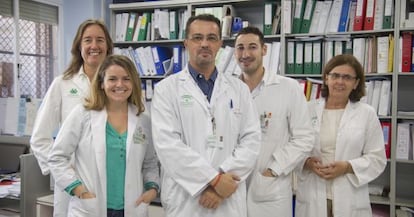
[381,121,391,159]
[325,0,343,33]
[283,0,293,34]
[145,79,153,100]
[309,82,321,100]
[286,41,295,74]
[316,1,332,33]
[172,45,183,73]
[353,0,367,31]
[297,79,307,95]
[303,41,313,74]
[128,47,144,76]
[376,36,389,73]
[143,46,157,76]
[125,12,137,41]
[401,32,412,72]
[136,47,150,76]
[352,38,366,68]
[363,0,375,30]
[334,41,344,56]
[292,0,306,34]
[263,43,272,71]
[300,0,316,33]
[294,41,304,74]
[272,4,282,34]
[264,3,273,35]
[347,0,358,31]
[309,1,323,33]
[119,12,129,42]
[378,79,391,116]
[370,80,382,113]
[338,0,352,32]
[312,40,322,74]
[305,80,312,100]
[269,42,281,74]
[133,15,143,41]
[373,0,384,30]
[344,40,353,54]
[138,12,150,41]
[382,0,393,29]
[387,34,394,72]
[151,46,172,75]
[396,123,411,160]
[324,41,334,64]
[169,10,178,40]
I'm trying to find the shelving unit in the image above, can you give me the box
[108,0,413,216]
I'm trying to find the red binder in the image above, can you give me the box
[363,0,375,30]
[353,0,367,31]
[401,32,412,73]
[380,122,391,159]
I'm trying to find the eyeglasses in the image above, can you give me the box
[188,34,220,43]
[327,72,357,81]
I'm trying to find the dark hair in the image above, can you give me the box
[235,26,265,46]
[321,54,365,102]
[63,19,114,80]
[185,14,222,39]
[84,55,144,115]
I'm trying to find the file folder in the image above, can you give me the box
[294,41,304,74]
[300,0,316,33]
[286,41,295,74]
[353,0,367,31]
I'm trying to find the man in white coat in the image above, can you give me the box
[151,14,261,217]
[234,26,314,217]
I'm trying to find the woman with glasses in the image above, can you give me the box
[295,54,386,217]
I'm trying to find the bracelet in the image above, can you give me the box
[211,174,222,188]
[78,190,89,199]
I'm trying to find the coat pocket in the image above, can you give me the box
[68,197,99,217]
[249,171,284,202]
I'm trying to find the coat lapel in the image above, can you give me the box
[90,109,108,194]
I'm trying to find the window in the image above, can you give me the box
[0,0,58,98]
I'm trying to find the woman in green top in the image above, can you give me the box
[48,55,159,217]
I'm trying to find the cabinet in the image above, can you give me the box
[108,0,413,216]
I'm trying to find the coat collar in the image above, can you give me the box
[314,98,359,128]
[71,66,90,95]
[178,66,231,112]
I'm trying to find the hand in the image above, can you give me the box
[73,185,96,199]
[319,161,351,180]
[79,192,96,199]
[262,168,277,177]
[136,189,157,206]
[212,173,240,198]
[305,157,325,178]
[199,186,223,209]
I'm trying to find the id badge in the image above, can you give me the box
[207,135,224,149]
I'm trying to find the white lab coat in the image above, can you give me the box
[31,68,90,217]
[246,72,314,217]
[151,67,261,217]
[295,98,387,217]
[48,104,159,217]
